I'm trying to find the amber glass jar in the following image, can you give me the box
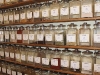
[0,10,3,24]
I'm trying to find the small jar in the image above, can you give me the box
[0,10,3,24]
[9,8,14,24]
[0,27,4,42]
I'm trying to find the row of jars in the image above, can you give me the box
[1,22,100,47]
[0,45,100,75]
[0,62,68,75]
[1,0,100,24]
[0,0,32,6]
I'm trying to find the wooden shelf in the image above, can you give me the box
[1,42,100,50]
[0,58,86,75]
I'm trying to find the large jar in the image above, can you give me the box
[45,24,55,45]
[11,64,17,75]
[6,63,11,75]
[70,49,81,72]
[81,50,94,75]
[79,22,91,46]
[0,27,4,42]
[4,45,10,60]
[69,0,81,18]
[59,0,69,20]
[0,45,4,59]
[81,0,93,18]
[55,24,66,45]
[50,0,59,20]
[66,23,78,46]
[0,10,3,24]
[9,8,14,24]
[4,27,10,42]
[3,9,9,24]
[1,62,7,74]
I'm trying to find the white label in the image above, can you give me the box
[0,51,4,56]
[5,34,9,39]
[5,52,9,57]
[6,0,10,2]
[70,6,79,14]
[51,9,58,16]
[23,34,28,40]
[12,71,16,75]
[94,64,100,72]
[21,13,25,19]
[2,68,6,73]
[80,34,89,42]
[34,11,39,18]
[42,10,49,17]
[61,60,69,67]
[42,58,49,65]
[27,11,32,19]
[94,34,100,43]
[17,34,22,40]
[71,61,79,69]
[37,34,43,41]
[10,52,14,58]
[17,72,22,75]
[55,34,63,41]
[29,34,34,40]
[45,34,52,41]
[11,34,15,40]
[15,14,19,20]
[0,14,3,22]
[28,55,33,62]
[82,62,91,71]
[67,34,76,42]
[9,15,13,21]
[16,53,20,59]
[60,7,69,15]
[4,15,8,21]
[82,4,92,13]
[7,69,11,74]
[34,57,40,63]
[21,54,25,61]
[0,0,4,3]
[51,59,58,66]
[95,3,100,12]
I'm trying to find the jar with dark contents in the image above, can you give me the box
[16,65,23,75]
[9,8,14,24]
[79,22,91,46]
[70,49,81,73]
[4,45,10,60]
[0,10,3,24]
[45,24,55,45]
[3,9,9,24]
[81,0,93,18]
[59,0,69,20]
[81,50,94,75]
[0,45,4,59]
[66,23,78,46]
[55,24,66,45]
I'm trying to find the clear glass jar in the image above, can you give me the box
[81,50,93,75]
[0,10,3,24]
[41,70,50,75]
[0,0,4,6]
[11,64,17,75]
[59,0,69,20]
[0,45,4,59]
[81,0,93,18]
[4,45,10,60]
[16,65,23,75]
[79,22,91,46]
[4,27,10,42]
[70,49,81,72]
[6,63,11,75]
[5,0,11,5]
[9,8,14,24]
[55,24,66,45]
[35,69,41,75]
[3,9,9,24]
[0,27,4,42]
[69,0,81,18]
[66,23,78,46]
[50,0,59,20]
[45,24,55,45]
[1,62,7,74]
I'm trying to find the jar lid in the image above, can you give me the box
[81,22,90,27]
[95,51,100,56]
[72,49,81,54]
[82,50,93,54]
[68,23,77,27]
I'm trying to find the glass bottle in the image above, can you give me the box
[1,62,7,74]
[69,0,81,18]
[81,0,93,18]
[4,45,10,60]
[66,23,78,46]
[50,0,60,20]
[11,64,17,75]
[6,63,11,75]
[81,50,94,75]
[3,10,9,24]
[5,0,11,5]
[0,45,4,59]
[59,0,69,20]
[45,24,55,45]
[9,8,14,24]
[70,49,81,72]
[55,24,66,45]
[0,0,4,6]
[79,22,91,46]
[0,27,4,42]
[0,10,3,24]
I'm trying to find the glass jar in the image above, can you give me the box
[81,50,93,75]
[11,0,18,3]
[59,0,69,20]
[0,45,4,59]
[0,27,4,42]
[60,49,70,71]
[5,0,11,5]
[41,70,50,75]
[66,23,78,46]
[24,67,32,75]
[4,27,10,42]
[11,64,17,75]
[50,0,59,20]
[0,10,3,24]
[35,69,41,75]
[0,0,4,6]
[81,0,93,18]
[70,49,81,72]
[79,22,91,46]
[16,65,23,75]
[45,24,55,45]
[1,62,7,74]
[69,0,81,18]
[3,9,9,24]
[9,8,14,24]
[55,24,66,45]
[4,45,10,60]
[6,63,11,75]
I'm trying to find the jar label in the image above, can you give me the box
[10,52,14,58]
[4,15,8,21]
[11,34,15,40]
[21,54,25,61]
[17,34,22,40]
[16,53,20,59]
[95,3,100,12]
[34,11,39,18]
[94,34,100,43]
[0,51,4,56]
[5,34,9,39]
[82,4,92,13]
[67,34,76,42]
[17,72,22,75]
[27,11,32,19]
[23,34,28,40]
[0,67,1,71]
[0,0,4,3]
[5,52,9,57]
[42,10,49,17]
[15,14,19,20]
[21,13,25,19]
[34,57,40,63]
[70,6,79,14]
[45,34,52,41]
[51,9,58,16]
[94,64,100,72]
[60,7,69,15]
[0,34,3,41]
[55,34,63,42]
[7,69,11,74]
[29,34,34,40]
[80,34,89,42]
[2,68,6,73]
[42,58,49,65]
[9,15,13,21]
[61,60,69,67]
[6,0,10,2]
[82,62,91,71]
[51,59,58,66]
[12,71,16,75]
[71,61,79,69]
[0,14,3,22]
[28,55,33,62]
[37,34,43,41]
